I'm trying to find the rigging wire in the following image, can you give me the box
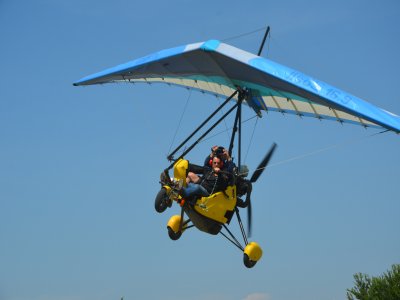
[197,115,259,144]
[216,96,231,142]
[221,26,270,43]
[254,129,391,172]
[170,115,259,158]
[243,116,259,164]
[166,24,271,158]
[166,89,192,156]
[221,25,271,58]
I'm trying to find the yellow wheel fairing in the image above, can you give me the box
[173,159,188,187]
[167,215,186,233]
[194,185,236,224]
[244,242,263,262]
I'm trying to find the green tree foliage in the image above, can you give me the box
[347,264,400,300]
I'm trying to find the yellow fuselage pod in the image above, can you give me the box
[173,158,189,188]
[194,185,237,224]
[172,158,237,224]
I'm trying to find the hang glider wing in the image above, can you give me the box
[74,40,400,133]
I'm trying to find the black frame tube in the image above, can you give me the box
[257,26,270,56]
[166,100,240,170]
[167,90,238,161]
[228,91,245,170]
[221,224,244,251]
[235,207,248,245]
[228,97,241,157]
[238,97,242,172]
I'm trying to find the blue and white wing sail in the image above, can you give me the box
[74,40,400,133]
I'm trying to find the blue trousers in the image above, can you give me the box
[182,183,209,198]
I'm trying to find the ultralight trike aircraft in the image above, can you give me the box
[74,28,400,268]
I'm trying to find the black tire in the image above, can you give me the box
[154,188,170,213]
[167,226,182,240]
[243,253,257,268]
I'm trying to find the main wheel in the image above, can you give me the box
[243,242,262,268]
[154,188,171,213]
[243,253,257,268]
[167,226,182,240]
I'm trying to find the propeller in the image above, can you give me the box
[246,142,277,236]
[250,143,277,183]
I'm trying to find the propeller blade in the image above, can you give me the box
[250,143,277,183]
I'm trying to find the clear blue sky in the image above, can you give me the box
[1,1,399,300]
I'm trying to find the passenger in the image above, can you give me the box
[204,146,235,173]
[181,156,230,201]
[186,145,235,186]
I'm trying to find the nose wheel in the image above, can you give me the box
[167,226,182,240]
[243,254,257,268]
[155,188,172,213]
[167,214,191,241]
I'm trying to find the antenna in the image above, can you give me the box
[257,26,270,56]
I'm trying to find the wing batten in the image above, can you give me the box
[287,98,302,117]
